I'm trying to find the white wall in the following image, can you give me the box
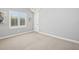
[39,8,79,41]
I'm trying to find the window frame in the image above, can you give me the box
[9,11,27,29]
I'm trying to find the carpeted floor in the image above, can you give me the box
[0,32,79,50]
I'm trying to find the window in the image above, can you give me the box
[11,16,18,26]
[9,11,27,29]
[20,17,26,26]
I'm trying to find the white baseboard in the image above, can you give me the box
[0,31,79,44]
[38,32,79,44]
[0,31,33,40]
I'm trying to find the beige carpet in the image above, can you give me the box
[0,32,79,50]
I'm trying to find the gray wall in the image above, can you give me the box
[0,8,34,37]
[39,8,79,41]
